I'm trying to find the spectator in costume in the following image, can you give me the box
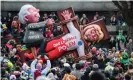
[116,30,126,51]
[110,14,117,25]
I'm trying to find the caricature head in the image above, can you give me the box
[18,4,40,24]
[83,24,104,42]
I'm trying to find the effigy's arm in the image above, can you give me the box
[27,21,47,30]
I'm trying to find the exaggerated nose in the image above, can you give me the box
[36,13,40,18]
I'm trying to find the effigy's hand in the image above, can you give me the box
[61,10,72,20]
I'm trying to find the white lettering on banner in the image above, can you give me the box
[53,42,60,47]
[58,45,67,52]
[53,40,65,47]
[65,36,76,42]
[53,36,76,47]
[28,35,39,39]
[58,41,76,52]
[66,41,76,48]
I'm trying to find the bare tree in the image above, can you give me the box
[112,1,133,39]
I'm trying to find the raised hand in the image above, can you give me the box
[44,55,49,60]
[37,55,41,60]
[61,10,72,20]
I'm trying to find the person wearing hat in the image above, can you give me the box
[120,52,130,66]
[89,64,100,76]
[81,67,91,80]
[89,71,105,80]
[9,75,16,80]
[62,67,76,80]
[60,63,71,79]
[105,61,114,75]
[47,68,57,80]
[63,63,70,67]
[2,59,14,72]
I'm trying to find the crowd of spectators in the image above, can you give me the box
[1,12,133,80]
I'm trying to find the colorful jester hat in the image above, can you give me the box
[120,52,130,65]
[22,45,27,51]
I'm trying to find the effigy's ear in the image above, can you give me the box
[24,15,29,22]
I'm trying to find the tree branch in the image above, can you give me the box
[119,1,128,10]
[130,1,133,10]
[112,0,123,10]
[130,1,133,6]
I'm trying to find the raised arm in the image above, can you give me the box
[61,10,80,38]
[30,55,41,72]
[30,59,37,72]
[41,56,51,75]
